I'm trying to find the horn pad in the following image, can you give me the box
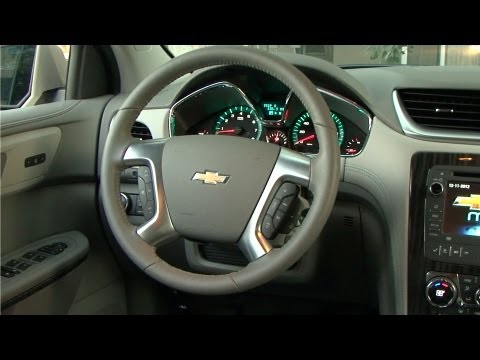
[162,135,280,243]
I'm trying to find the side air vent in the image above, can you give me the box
[397,89,480,132]
[131,121,152,140]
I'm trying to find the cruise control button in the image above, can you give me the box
[262,215,275,239]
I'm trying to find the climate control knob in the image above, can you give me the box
[425,277,457,308]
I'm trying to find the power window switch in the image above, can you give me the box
[17,262,32,271]
[6,259,21,268]
[32,255,47,262]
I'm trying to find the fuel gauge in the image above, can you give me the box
[344,136,363,156]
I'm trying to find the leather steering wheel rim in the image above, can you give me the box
[101,46,340,295]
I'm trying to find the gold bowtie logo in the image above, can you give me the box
[453,194,480,210]
[192,171,230,185]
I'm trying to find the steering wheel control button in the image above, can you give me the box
[138,166,152,183]
[136,197,144,215]
[277,182,298,198]
[426,277,457,308]
[273,210,286,228]
[138,177,147,205]
[144,201,155,220]
[267,198,281,216]
[278,195,294,213]
[262,215,276,239]
[429,182,444,196]
[145,182,154,200]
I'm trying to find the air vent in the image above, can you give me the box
[199,243,248,267]
[398,89,480,131]
[131,121,152,140]
[343,216,354,227]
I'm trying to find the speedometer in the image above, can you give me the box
[213,105,262,140]
[291,111,345,153]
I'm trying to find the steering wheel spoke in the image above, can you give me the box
[123,138,178,247]
[238,148,311,262]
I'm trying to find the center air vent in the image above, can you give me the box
[398,89,480,132]
[131,121,152,140]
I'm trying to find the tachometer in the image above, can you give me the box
[214,105,262,140]
[290,111,345,153]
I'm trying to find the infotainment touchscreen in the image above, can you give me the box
[443,181,480,237]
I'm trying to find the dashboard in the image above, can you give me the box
[108,57,480,315]
[169,80,371,156]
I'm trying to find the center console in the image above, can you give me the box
[409,153,480,315]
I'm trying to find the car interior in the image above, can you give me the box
[1,44,479,315]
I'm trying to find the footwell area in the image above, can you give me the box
[170,292,377,315]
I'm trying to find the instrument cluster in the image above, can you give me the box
[169,81,371,156]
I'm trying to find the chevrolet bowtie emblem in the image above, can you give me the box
[453,194,480,210]
[192,171,230,185]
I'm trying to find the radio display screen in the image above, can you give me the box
[443,181,480,237]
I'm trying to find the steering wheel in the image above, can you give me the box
[101,46,340,295]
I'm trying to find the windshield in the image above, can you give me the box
[167,45,480,66]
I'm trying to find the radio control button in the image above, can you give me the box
[440,246,449,257]
[460,247,473,258]
[429,182,444,196]
[428,212,443,220]
[428,222,441,230]
[449,246,461,257]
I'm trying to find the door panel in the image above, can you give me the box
[1,96,126,315]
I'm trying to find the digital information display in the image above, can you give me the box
[261,102,285,120]
[443,181,480,237]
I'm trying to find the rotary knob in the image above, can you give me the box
[120,193,130,211]
[429,182,444,196]
[475,288,480,306]
[425,277,457,308]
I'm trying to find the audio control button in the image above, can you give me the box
[429,182,444,196]
[428,212,443,221]
[440,246,449,257]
